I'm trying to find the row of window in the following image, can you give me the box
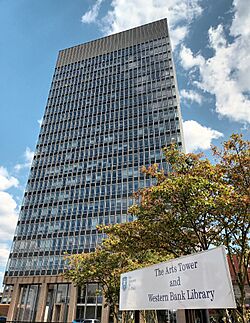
[52,57,171,90]
[38,126,178,154]
[28,158,162,181]
[54,53,171,78]
[27,168,143,191]
[8,255,66,272]
[42,98,176,130]
[31,144,167,169]
[50,74,174,105]
[52,74,173,98]
[21,198,149,221]
[36,130,173,153]
[40,109,177,138]
[23,182,140,206]
[43,99,177,130]
[46,96,175,129]
[53,61,172,87]
[34,138,168,163]
[12,233,106,253]
[38,126,177,152]
[43,84,176,122]
[38,123,177,152]
[21,190,140,215]
[48,73,173,106]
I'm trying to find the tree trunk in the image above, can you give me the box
[139,311,146,323]
[121,311,126,323]
[113,304,119,323]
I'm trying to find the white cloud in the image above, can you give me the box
[14,165,23,172]
[25,147,34,164]
[0,167,19,191]
[180,1,250,124]
[0,165,18,283]
[179,45,204,69]
[82,0,203,48]
[0,271,5,292]
[230,0,250,38]
[0,243,10,268]
[14,147,34,172]
[0,191,18,240]
[180,89,203,105]
[81,0,103,24]
[0,244,11,291]
[0,166,18,242]
[170,25,188,49]
[37,118,43,127]
[183,120,223,153]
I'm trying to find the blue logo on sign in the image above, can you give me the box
[122,277,128,291]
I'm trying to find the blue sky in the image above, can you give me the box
[0,0,249,288]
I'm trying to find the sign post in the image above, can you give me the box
[120,246,236,312]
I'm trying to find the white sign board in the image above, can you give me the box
[120,246,236,310]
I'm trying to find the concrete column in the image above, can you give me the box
[52,304,59,322]
[59,304,66,322]
[68,284,77,322]
[7,282,20,321]
[35,282,48,321]
[101,303,110,323]
[176,310,187,323]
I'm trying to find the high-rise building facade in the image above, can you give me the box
[3,19,184,322]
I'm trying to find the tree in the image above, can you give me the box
[128,134,249,322]
[212,134,250,322]
[65,134,249,323]
[65,248,135,322]
[64,227,171,323]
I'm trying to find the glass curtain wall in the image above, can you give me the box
[76,283,102,320]
[44,283,71,322]
[15,284,40,321]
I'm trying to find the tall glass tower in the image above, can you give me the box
[3,18,184,322]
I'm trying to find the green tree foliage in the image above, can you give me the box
[129,134,249,322]
[64,230,170,322]
[64,248,137,321]
[212,134,250,322]
[65,134,249,323]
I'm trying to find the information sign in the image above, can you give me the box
[119,246,236,310]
